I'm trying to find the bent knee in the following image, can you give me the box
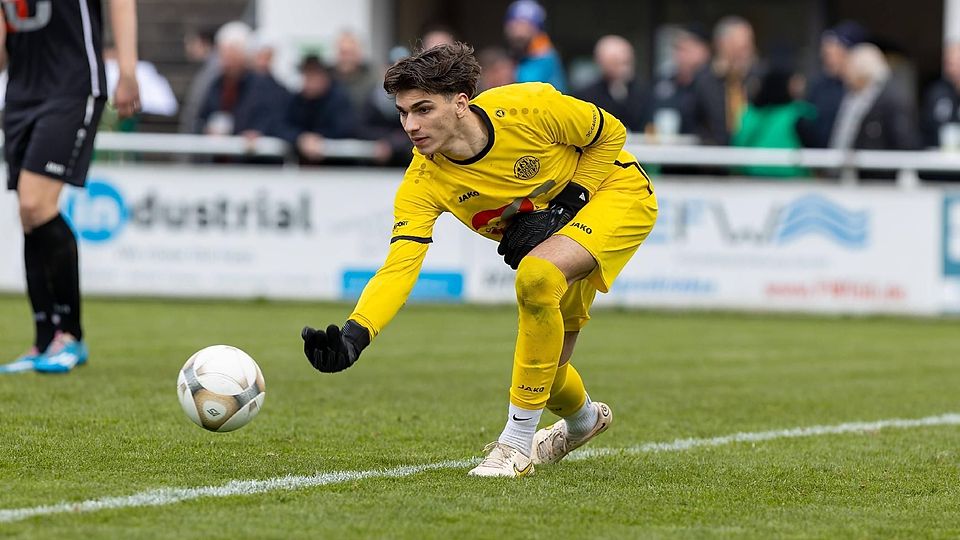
[515,256,567,307]
[19,199,59,231]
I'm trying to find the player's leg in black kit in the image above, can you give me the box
[0,104,56,373]
[7,97,104,374]
[0,170,68,373]
[18,171,77,323]
[19,172,83,342]
[23,208,59,352]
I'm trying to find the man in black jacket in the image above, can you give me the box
[280,55,357,165]
[575,35,645,132]
[829,43,919,152]
[921,41,960,149]
[197,22,289,143]
[644,24,710,137]
[798,21,868,148]
[690,16,764,146]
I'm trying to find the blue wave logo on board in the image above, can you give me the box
[944,195,960,277]
[342,270,464,302]
[61,179,128,243]
[774,195,868,248]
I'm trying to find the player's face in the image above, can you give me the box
[395,89,461,154]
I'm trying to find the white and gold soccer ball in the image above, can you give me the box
[177,345,266,432]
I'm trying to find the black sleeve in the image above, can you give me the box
[196,78,221,133]
[920,84,945,149]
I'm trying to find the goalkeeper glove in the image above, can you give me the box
[497,182,590,269]
[302,320,371,373]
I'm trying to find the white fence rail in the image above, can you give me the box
[60,133,960,188]
[89,135,960,184]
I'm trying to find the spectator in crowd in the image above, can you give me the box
[829,43,919,152]
[421,24,456,50]
[357,46,414,166]
[921,41,960,149]
[504,0,567,91]
[179,25,219,134]
[732,54,816,178]
[644,24,711,137]
[249,32,276,77]
[797,21,867,148]
[478,47,516,91]
[333,30,380,116]
[281,55,357,165]
[691,16,764,145]
[248,31,292,110]
[575,35,645,132]
[197,22,288,145]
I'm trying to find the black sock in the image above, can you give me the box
[29,215,83,341]
[23,228,56,351]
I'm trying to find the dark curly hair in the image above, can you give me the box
[383,41,481,98]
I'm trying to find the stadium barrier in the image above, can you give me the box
[1,163,957,315]
[35,132,960,187]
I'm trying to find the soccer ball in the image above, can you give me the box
[177,345,266,432]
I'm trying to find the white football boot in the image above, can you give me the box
[468,442,535,478]
[531,401,613,465]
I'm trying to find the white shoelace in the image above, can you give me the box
[480,443,514,468]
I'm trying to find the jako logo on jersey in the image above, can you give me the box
[569,222,592,234]
[393,220,408,230]
[3,0,51,32]
[516,384,545,392]
[513,156,540,180]
[62,179,128,243]
[457,191,479,203]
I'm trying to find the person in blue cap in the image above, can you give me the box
[504,0,567,92]
[798,20,869,148]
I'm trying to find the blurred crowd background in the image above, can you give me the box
[28,0,960,174]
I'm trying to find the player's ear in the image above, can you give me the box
[455,93,470,118]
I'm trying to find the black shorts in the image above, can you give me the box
[5,96,106,190]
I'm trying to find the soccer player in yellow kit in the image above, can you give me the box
[302,42,657,477]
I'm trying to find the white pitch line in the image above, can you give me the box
[2,413,959,524]
[567,412,960,460]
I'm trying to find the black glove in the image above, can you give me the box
[497,182,589,269]
[301,320,371,373]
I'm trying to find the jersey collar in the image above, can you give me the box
[444,104,495,166]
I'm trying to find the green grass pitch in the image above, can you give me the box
[1,294,959,538]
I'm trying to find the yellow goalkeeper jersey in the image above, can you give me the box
[349,82,640,338]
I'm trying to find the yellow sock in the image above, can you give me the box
[510,256,568,410]
[546,363,588,417]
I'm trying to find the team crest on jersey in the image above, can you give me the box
[514,156,540,180]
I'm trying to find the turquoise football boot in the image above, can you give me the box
[0,348,42,374]
[34,333,89,373]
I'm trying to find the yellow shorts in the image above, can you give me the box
[557,161,658,330]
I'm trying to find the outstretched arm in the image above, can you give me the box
[302,239,430,373]
[303,164,441,373]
